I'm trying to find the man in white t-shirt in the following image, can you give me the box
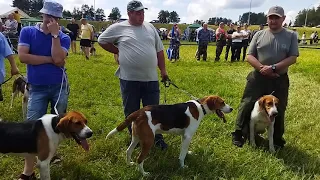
[231,26,243,61]
[240,23,251,61]
[98,0,169,150]
[4,13,18,35]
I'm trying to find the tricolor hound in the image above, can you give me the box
[0,111,93,180]
[250,95,279,153]
[106,95,233,176]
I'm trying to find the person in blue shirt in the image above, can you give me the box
[17,1,70,179]
[0,32,20,101]
[197,23,211,61]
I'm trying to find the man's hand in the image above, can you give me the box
[161,71,169,82]
[260,65,279,78]
[10,66,20,76]
[47,18,60,36]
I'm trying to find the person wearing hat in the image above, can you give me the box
[17,1,70,179]
[231,6,299,149]
[98,0,169,150]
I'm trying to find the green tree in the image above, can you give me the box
[169,11,180,23]
[158,10,170,23]
[95,8,105,21]
[63,10,72,18]
[29,0,43,17]
[12,0,31,14]
[108,7,121,21]
[72,7,83,20]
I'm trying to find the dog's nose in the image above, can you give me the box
[230,107,233,112]
[86,131,93,138]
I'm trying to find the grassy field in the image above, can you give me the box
[0,44,320,180]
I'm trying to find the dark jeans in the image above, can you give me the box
[225,43,232,60]
[234,71,289,144]
[231,42,242,61]
[197,44,208,61]
[120,79,164,141]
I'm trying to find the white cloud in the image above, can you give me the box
[163,0,177,6]
[285,10,298,25]
[144,6,160,22]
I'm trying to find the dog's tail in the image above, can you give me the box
[106,112,138,139]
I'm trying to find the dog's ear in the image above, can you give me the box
[56,116,71,137]
[258,96,266,112]
[205,96,217,110]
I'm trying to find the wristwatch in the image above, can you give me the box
[271,64,277,72]
[52,34,59,39]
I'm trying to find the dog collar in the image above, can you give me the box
[196,100,207,115]
[51,114,64,133]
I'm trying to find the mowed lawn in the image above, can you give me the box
[0,44,320,180]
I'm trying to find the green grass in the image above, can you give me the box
[0,45,320,180]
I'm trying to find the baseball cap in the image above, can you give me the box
[127,0,148,11]
[267,6,285,17]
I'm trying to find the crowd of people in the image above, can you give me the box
[0,0,301,179]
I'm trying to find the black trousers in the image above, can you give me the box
[235,71,289,144]
[225,43,232,60]
[242,39,249,61]
[231,42,242,61]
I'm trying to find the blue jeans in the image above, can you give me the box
[120,79,164,141]
[27,83,69,120]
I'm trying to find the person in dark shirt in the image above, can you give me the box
[197,23,210,61]
[66,18,80,53]
[225,23,236,61]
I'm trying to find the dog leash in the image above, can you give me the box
[53,68,69,115]
[162,78,198,104]
[0,73,26,86]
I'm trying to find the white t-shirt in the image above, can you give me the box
[195,27,202,42]
[240,29,251,40]
[98,21,164,81]
[4,19,18,33]
[232,31,243,43]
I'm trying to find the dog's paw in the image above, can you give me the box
[127,162,135,166]
[187,151,193,155]
[181,165,188,169]
[142,172,150,176]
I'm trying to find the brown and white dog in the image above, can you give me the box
[250,95,279,153]
[106,95,233,176]
[0,111,93,180]
[10,76,29,120]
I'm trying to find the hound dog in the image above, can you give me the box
[0,111,93,180]
[10,76,29,120]
[250,95,279,153]
[106,95,233,176]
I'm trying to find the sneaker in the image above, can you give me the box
[155,139,168,150]
[232,130,244,147]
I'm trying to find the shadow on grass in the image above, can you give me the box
[276,145,320,177]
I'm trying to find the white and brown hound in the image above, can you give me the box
[250,95,279,153]
[10,76,29,120]
[0,111,93,180]
[106,95,233,176]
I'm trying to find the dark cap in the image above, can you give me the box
[127,0,148,11]
[267,6,285,17]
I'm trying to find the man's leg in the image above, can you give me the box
[215,44,223,61]
[196,45,202,61]
[0,85,3,101]
[203,45,208,61]
[272,74,289,148]
[120,79,141,134]
[141,81,167,150]
[50,83,69,115]
[231,44,236,62]
[232,71,266,147]
[225,44,231,60]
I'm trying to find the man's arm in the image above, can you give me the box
[247,55,263,71]
[99,43,119,54]
[157,50,167,80]
[18,46,53,65]
[6,55,19,75]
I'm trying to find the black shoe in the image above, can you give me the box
[0,87,3,101]
[232,130,244,147]
[155,139,168,150]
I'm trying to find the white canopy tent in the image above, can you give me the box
[0,6,30,18]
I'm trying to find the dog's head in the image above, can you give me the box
[258,95,279,121]
[199,95,233,122]
[56,111,93,151]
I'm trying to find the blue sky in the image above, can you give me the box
[1,0,319,24]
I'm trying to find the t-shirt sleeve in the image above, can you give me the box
[289,32,299,57]
[0,33,13,57]
[18,27,31,47]
[247,31,259,56]
[60,34,71,53]
[97,24,119,44]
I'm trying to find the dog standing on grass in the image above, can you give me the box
[10,76,29,120]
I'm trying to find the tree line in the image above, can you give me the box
[295,6,320,27]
